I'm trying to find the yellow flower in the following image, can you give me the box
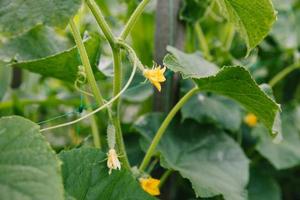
[143,65,166,92]
[244,113,258,127]
[139,177,160,196]
[107,149,121,174]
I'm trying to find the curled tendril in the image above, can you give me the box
[117,39,145,71]
[74,65,94,97]
[40,42,139,132]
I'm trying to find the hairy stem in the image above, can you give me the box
[159,169,173,188]
[84,95,101,148]
[269,61,300,87]
[120,0,151,39]
[195,22,212,60]
[86,0,116,46]
[40,59,137,132]
[223,23,235,51]
[111,47,131,169]
[139,87,199,171]
[85,0,131,168]
[70,19,105,106]
[70,19,105,148]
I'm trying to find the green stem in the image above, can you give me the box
[85,0,129,167]
[120,0,151,39]
[69,19,105,148]
[195,22,212,60]
[70,19,105,106]
[86,0,116,46]
[223,23,235,51]
[269,61,300,87]
[146,158,158,173]
[84,95,101,148]
[139,87,199,171]
[111,47,131,169]
[159,169,173,188]
[112,48,122,99]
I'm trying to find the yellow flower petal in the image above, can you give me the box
[143,65,166,92]
[139,178,160,196]
[244,113,258,127]
[153,81,161,92]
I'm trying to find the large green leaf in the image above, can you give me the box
[163,46,219,79]
[164,47,280,138]
[0,26,69,61]
[248,168,281,200]
[134,113,249,200]
[122,83,153,102]
[0,0,81,35]
[216,0,277,53]
[182,93,242,132]
[252,106,300,169]
[194,67,280,136]
[0,116,64,200]
[59,148,156,200]
[11,35,103,83]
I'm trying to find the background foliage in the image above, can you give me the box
[0,0,300,199]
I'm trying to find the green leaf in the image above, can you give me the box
[0,26,69,61]
[163,46,219,79]
[0,62,11,101]
[0,116,64,200]
[248,168,281,200]
[180,0,212,23]
[252,106,300,169]
[0,0,81,35]
[195,66,280,136]
[134,113,249,200]
[11,34,104,83]
[182,93,242,132]
[122,84,153,102]
[216,0,277,53]
[164,48,280,137]
[59,148,156,200]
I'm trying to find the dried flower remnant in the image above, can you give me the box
[107,148,121,174]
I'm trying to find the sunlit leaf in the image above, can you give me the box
[164,47,280,137]
[11,34,104,83]
[0,26,69,61]
[0,0,81,35]
[163,46,218,79]
[216,0,277,53]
